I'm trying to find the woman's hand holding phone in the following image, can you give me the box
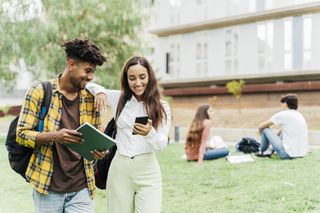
[133,116,152,136]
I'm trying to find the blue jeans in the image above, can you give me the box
[33,187,94,213]
[260,128,291,160]
[203,147,229,160]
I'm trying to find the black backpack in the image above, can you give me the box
[94,118,118,189]
[5,81,53,181]
[235,137,260,154]
[94,97,126,190]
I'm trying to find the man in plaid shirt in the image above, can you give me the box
[16,38,107,213]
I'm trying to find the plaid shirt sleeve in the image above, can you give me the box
[81,91,102,198]
[16,81,102,198]
[16,81,44,148]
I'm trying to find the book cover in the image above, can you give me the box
[65,122,116,161]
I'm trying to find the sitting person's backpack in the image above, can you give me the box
[235,137,260,153]
[5,81,52,181]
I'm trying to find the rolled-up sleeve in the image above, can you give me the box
[144,100,171,150]
[86,82,120,112]
[86,82,106,96]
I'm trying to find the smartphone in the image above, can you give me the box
[133,116,149,135]
[134,116,149,125]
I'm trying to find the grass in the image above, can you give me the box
[0,115,15,122]
[1,137,320,212]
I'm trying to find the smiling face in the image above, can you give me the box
[127,64,149,101]
[69,59,96,91]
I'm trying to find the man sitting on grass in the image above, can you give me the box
[256,94,309,159]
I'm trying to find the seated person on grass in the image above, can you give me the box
[256,94,309,159]
[185,105,229,165]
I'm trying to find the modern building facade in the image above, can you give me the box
[150,0,320,109]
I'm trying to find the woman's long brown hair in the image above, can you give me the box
[116,56,167,129]
[185,105,210,148]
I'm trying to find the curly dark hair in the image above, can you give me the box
[61,38,106,66]
[280,94,298,110]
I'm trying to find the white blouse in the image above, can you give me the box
[86,83,171,157]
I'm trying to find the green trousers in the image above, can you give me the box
[106,151,162,213]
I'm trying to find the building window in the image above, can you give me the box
[165,53,170,74]
[284,18,293,70]
[169,0,181,7]
[256,0,273,11]
[195,43,208,76]
[169,45,174,75]
[225,28,238,74]
[249,0,255,12]
[257,21,274,71]
[169,0,181,25]
[295,0,314,5]
[303,15,312,69]
[225,0,240,16]
[168,44,180,77]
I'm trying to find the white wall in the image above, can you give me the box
[153,0,320,29]
[152,1,320,81]
[153,16,320,81]
[238,23,258,75]
[209,29,225,76]
[311,13,320,69]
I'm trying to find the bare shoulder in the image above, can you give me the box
[203,119,212,126]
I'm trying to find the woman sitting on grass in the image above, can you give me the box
[185,105,229,165]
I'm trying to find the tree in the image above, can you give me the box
[0,0,149,89]
[226,79,245,112]
[208,96,218,108]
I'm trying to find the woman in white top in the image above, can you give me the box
[86,56,171,213]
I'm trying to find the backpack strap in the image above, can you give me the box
[37,81,53,132]
[113,96,127,137]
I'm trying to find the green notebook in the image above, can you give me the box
[65,122,116,161]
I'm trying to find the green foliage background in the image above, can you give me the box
[0,0,149,89]
[226,79,246,99]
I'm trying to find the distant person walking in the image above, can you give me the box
[185,105,229,166]
[256,94,309,159]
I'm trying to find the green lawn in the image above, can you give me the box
[1,137,320,213]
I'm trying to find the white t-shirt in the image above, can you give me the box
[270,109,309,157]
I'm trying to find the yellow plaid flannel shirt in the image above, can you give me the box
[16,76,101,198]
